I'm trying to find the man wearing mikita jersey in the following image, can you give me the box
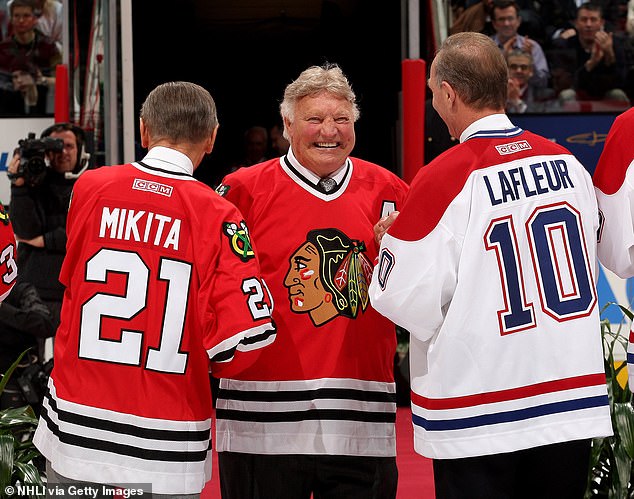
[593,106,634,388]
[33,82,277,497]
[215,64,409,499]
[369,32,612,499]
[0,204,18,302]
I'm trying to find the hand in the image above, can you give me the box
[374,211,400,244]
[7,153,25,187]
[16,235,45,248]
[594,30,615,64]
[560,28,576,40]
[507,78,522,101]
[502,36,517,56]
[521,36,533,54]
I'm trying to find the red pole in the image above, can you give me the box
[54,64,70,123]
[402,59,426,184]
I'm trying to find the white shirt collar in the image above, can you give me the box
[460,114,515,143]
[286,147,350,185]
[141,146,194,175]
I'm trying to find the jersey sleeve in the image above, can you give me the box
[0,205,18,303]
[594,110,634,278]
[369,168,462,342]
[201,205,276,378]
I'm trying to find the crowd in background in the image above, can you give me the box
[450,0,634,112]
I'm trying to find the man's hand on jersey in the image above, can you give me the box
[16,235,44,248]
[374,211,400,244]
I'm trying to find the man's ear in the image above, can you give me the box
[441,81,456,108]
[206,125,219,153]
[140,119,150,148]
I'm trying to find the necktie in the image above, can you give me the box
[318,177,337,193]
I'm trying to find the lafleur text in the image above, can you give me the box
[483,159,574,206]
[99,206,181,250]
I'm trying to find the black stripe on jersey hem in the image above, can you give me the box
[215,407,396,424]
[137,161,193,177]
[41,405,210,462]
[218,386,396,404]
[43,395,210,442]
[282,156,350,195]
[210,325,277,363]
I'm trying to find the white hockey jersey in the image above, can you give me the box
[593,107,634,388]
[370,114,613,459]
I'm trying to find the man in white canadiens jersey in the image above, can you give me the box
[33,81,276,497]
[593,106,634,388]
[369,32,612,498]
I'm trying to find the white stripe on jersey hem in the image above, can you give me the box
[216,419,396,456]
[219,377,396,392]
[413,407,612,459]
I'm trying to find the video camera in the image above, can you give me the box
[15,132,64,187]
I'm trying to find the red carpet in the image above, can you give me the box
[203,407,435,498]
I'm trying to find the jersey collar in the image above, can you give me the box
[460,114,523,143]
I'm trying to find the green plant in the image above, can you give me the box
[0,350,44,499]
[586,305,634,498]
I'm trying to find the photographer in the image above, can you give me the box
[7,123,89,331]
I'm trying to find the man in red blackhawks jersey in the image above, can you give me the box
[33,82,276,496]
[214,64,409,499]
[370,32,612,498]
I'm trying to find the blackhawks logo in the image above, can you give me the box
[223,220,254,261]
[284,228,373,327]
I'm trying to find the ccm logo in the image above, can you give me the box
[495,140,532,155]
[132,179,173,197]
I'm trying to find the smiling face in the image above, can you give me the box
[284,91,355,177]
[492,5,521,42]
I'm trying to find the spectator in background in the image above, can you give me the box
[6,0,62,50]
[491,0,550,89]
[3,58,50,115]
[231,125,269,170]
[506,49,556,112]
[551,2,629,104]
[269,122,290,156]
[450,0,495,35]
[541,0,623,41]
[0,0,60,81]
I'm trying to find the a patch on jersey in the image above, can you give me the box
[132,178,173,197]
[0,205,10,226]
[495,140,532,156]
[284,228,373,327]
[223,220,255,261]
[216,184,230,197]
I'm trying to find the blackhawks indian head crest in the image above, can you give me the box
[284,228,374,327]
[223,220,254,261]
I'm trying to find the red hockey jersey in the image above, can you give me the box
[593,107,634,389]
[33,148,276,494]
[215,151,408,456]
[370,115,612,459]
[0,204,17,302]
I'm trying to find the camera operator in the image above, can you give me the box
[7,123,90,332]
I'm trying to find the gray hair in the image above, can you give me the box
[140,81,218,144]
[280,64,360,138]
[433,32,508,111]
